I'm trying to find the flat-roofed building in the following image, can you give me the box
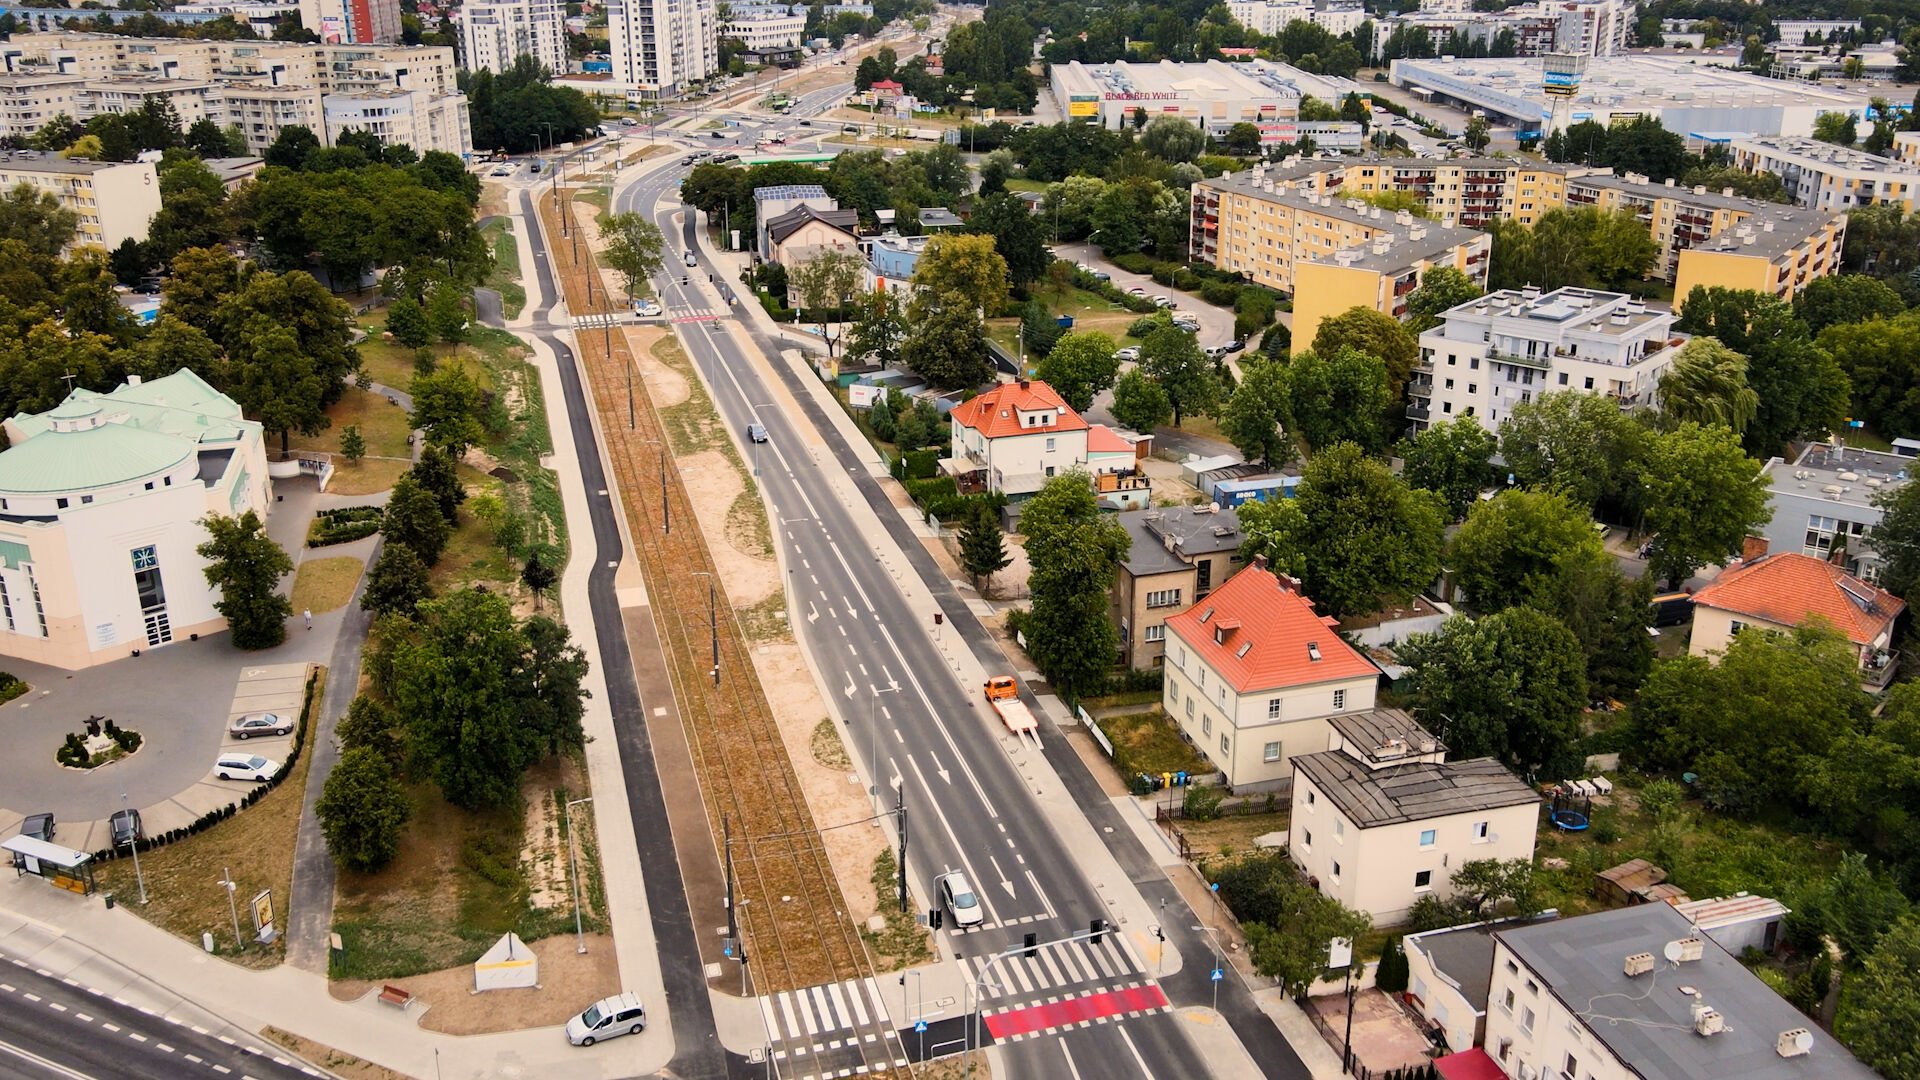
[210,83,326,154]
[1729,135,1920,214]
[460,0,567,75]
[1050,59,1366,146]
[0,151,161,250]
[1264,153,1577,227]
[1896,131,1920,166]
[1413,286,1684,432]
[323,85,470,157]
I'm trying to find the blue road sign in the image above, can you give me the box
[1211,968,1225,982]
[915,1020,929,1033]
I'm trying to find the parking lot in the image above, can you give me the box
[0,646,313,856]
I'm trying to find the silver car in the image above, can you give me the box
[229,712,292,739]
[939,870,984,928]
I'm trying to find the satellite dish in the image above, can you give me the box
[1663,940,1685,964]
[1793,1030,1815,1052]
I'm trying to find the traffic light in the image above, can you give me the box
[1023,933,1037,958]
[1089,919,1105,945]
[930,908,944,930]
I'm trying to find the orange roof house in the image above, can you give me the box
[947,379,1092,498]
[1688,551,1904,685]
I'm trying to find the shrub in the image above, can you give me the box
[1111,252,1154,275]
[1184,783,1225,822]
[1200,280,1240,307]
[905,475,958,507]
[1375,937,1410,993]
[1151,263,1178,286]
[903,448,940,480]
[1172,269,1202,292]
[1128,313,1171,339]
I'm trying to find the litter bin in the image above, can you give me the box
[104,893,115,909]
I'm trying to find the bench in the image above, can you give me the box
[377,985,413,1009]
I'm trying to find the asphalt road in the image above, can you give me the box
[619,153,1311,1079]
[0,957,321,1080]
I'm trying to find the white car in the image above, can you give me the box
[1153,295,1175,308]
[1114,346,1141,362]
[632,300,664,317]
[214,753,279,782]
[938,870,984,928]
[1125,286,1148,297]
[566,992,646,1046]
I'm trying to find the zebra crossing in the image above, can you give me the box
[570,312,625,330]
[671,307,726,323]
[758,976,907,1079]
[963,932,1144,1006]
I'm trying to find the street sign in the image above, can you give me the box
[915,1020,929,1033]
[1211,967,1224,982]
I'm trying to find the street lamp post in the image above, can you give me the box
[693,571,718,684]
[121,793,146,905]
[564,795,595,953]
[869,684,900,814]
[218,867,243,949]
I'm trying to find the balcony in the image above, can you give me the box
[1491,351,1551,371]
[1406,403,1431,421]
[1407,380,1432,398]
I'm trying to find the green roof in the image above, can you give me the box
[10,370,250,444]
[0,423,194,494]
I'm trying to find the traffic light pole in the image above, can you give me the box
[965,927,1111,1076]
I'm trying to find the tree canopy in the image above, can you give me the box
[1400,608,1588,779]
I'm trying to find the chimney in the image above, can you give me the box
[1018,379,1030,390]
[1742,535,1768,562]
[1252,553,1268,571]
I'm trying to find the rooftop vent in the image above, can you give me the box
[1776,1028,1814,1059]
[1692,997,1725,1038]
[1624,952,1655,977]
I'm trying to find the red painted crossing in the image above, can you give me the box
[982,984,1169,1040]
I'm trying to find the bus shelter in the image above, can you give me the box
[3,835,97,896]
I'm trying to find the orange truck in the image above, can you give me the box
[983,676,1038,734]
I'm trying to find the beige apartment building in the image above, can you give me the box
[1112,505,1244,670]
[4,34,458,97]
[1268,154,1577,227]
[1191,165,1491,348]
[1729,135,1920,215]
[0,152,161,250]
[212,83,326,154]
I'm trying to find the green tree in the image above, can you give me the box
[1239,444,1446,619]
[410,365,485,454]
[1241,883,1372,1000]
[1139,116,1207,163]
[521,553,557,610]
[337,694,403,763]
[1676,286,1850,457]
[197,510,295,650]
[1220,356,1293,467]
[1463,115,1491,151]
[1309,306,1418,396]
[902,304,992,390]
[386,296,431,349]
[426,280,468,345]
[339,424,366,464]
[1836,911,1920,1077]
[1792,273,1906,334]
[1536,547,1655,700]
[361,542,433,616]
[1140,325,1219,426]
[392,590,534,809]
[958,499,1011,593]
[1605,116,1689,182]
[1447,858,1541,918]
[847,287,907,368]
[382,475,451,564]
[1819,310,1920,438]
[1399,418,1498,520]
[1400,608,1588,778]
[1283,346,1390,453]
[1406,266,1485,334]
[1630,623,1866,815]
[1498,391,1648,516]
[408,446,467,522]
[1034,331,1120,414]
[518,614,591,758]
[1658,336,1759,434]
[790,249,866,358]
[0,182,79,260]
[1019,473,1131,703]
[1449,490,1604,613]
[1110,368,1172,433]
[1794,852,1911,966]
[1813,110,1858,146]
[316,746,412,873]
[910,233,1009,319]
[967,193,1050,287]
[1871,479,1920,601]
[600,211,666,300]
[1637,422,1772,588]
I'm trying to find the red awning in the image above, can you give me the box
[1435,1049,1507,1080]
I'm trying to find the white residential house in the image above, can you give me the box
[1159,559,1382,789]
[1289,711,1539,924]
[1403,913,1560,1054]
[945,379,1090,499]
[1479,903,1878,1080]
[0,370,273,670]
[1412,286,1684,433]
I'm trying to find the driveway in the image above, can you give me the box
[1052,242,1245,351]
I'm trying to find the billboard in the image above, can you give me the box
[849,384,882,408]
[1068,95,1099,118]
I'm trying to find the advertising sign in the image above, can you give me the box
[849,384,881,408]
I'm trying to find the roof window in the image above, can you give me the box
[1307,642,1322,662]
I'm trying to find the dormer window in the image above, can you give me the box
[1307,641,1322,662]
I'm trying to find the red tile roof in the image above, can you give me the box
[1087,424,1132,454]
[950,380,1088,440]
[1690,552,1903,646]
[871,79,904,91]
[1434,1050,1506,1080]
[1163,564,1377,693]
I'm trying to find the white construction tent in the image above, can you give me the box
[473,932,539,991]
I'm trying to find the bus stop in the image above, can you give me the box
[3,835,98,896]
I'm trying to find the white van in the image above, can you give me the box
[566,992,646,1046]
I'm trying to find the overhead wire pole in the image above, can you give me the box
[693,571,718,684]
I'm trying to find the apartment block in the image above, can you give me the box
[606,0,718,99]
[323,86,470,158]
[1112,505,1245,670]
[1565,171,1846,302]
[1757,442,1911,581]
[299,0,403,44]
[3,35,461,97]
[719,10,807,49]
[1265,154,1576,227]
[0,151,161,250]
[1729,135,1920,214]
[461,0,568,75]
[1192,165,1492,349]
[1896,131,1920,166]
[210,83,326,154]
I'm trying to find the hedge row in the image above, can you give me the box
[310,520,382,547]
[1064,267,1157,313]
[91,668,320,865]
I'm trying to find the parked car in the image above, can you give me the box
[1205,345,1230,359]
[747,423,768,443]
[214,754,279,782]
[1091,270,1111,281]
[1153,295,1175,308]
[633,300,664,317]
[1174,318,1201,333]
[1076,262,1093,272]
[1114,346,1141,362]
[938,870,983,928]
[19,813,53,843]
[1224,338,1246,353]
[229,712,292,740]
[109,808,143,847]
[1126,286,1148,297]
[567,992,647,1046]
[711,152,739,164]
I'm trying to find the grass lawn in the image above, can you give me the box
[1177,809,1291,869]
[355,334,494,397]
[1098,709,1210,776]
[291,557,366,614]
[430,469,517,589]
[95,670,324,970]
[481,219,526,320]
[287,387,415,497]
[1004,178,1048,193]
